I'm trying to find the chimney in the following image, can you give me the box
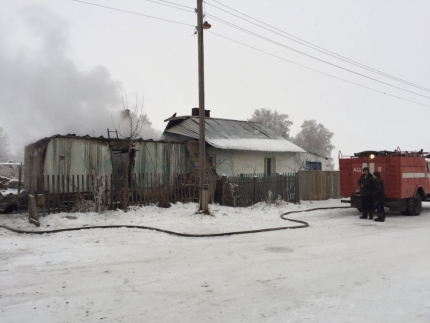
[191,108,211,118]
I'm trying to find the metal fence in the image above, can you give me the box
[216,173,299,207]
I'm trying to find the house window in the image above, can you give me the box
[306,161,322,171]
[208,154,216,170]
[264,157,276,174]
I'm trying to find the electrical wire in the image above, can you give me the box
[206,0,430,93]
[71,0,194,27]
[158,0,195,10]
[207,31,430,108]
[206,14,430,100]
[142,0,194,13]
[71,0,430,108]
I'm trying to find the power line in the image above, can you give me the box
[206,13,430,100]
[142,0,194,13]
[158,0,195,9]
[71,0,194,27]
[207,31,430,108]
[206,0,430,93]
[70,0,430,108]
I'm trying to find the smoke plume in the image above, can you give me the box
[0,6,148,155]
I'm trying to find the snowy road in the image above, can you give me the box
[1,201,430,322]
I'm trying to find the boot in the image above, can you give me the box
[359,212,368,219]
[368,211,374,220]
[374,212,385,222]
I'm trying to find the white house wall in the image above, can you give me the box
[206,148,234,176]
[207,148,301,176]
[206,148,329,176]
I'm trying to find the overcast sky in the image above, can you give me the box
[1,0,429,162]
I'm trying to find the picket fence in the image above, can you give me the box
[33,173,216,214]
[216,173,299,207]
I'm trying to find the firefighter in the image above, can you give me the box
[357,167,375,219]
[372,171,386,222]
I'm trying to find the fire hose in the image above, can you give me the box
[0,207,351,238]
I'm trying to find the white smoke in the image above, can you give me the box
[0,6,151,153]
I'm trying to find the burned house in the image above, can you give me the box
[163,109,329,176]
[24,134,191,193]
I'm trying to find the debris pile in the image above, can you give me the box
[0,176,22,190]
[0,175,26,214]
[0,190,28,214]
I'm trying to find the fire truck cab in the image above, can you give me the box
[340,150,430,215]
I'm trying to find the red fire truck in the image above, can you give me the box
[339,150,430,215]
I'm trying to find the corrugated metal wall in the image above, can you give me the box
[25,137,112,192]
[25,137,191,192]
[43,138,112,177]
[133,141,189,176]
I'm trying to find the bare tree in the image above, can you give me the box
[115,92,147,209]
[115,92,170,210]
[248,108,293,139]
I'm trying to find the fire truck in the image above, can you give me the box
[339,150,430,215]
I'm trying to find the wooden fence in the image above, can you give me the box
[298,171,340,200]
[216,173,299,207]
[33,173,217,214]
[31,171,340,214]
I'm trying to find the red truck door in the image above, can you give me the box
[385,158,400,199]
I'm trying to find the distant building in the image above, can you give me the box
[163,109,329,176]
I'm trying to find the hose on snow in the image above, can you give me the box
[0,206,351,238]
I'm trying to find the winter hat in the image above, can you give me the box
[373,171,381,178]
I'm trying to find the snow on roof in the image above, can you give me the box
[207,138,306,152]
[164,116,306,152]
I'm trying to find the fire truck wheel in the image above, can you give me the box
[406,193,422,216]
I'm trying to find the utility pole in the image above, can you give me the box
[197,0,210,211]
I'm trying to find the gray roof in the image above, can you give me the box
[164,116,306,153]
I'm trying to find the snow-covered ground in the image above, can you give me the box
[0,189,18,196]
[1,200,429,322]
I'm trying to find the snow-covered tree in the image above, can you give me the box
[0,127,10,162]
[248,108,293,139]
[291,120,335,170]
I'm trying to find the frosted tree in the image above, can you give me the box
[0,127,10,162]
[248,108,293,139]
[291,120,335,170]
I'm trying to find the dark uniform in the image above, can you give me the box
[357,172,375,219]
